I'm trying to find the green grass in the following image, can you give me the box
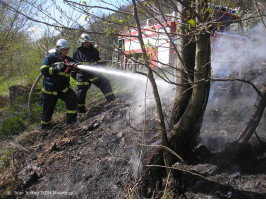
[0,66,40,97]
[0,147,15,170]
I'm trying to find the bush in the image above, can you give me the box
[0,147,15,169]
[0,115,26,137]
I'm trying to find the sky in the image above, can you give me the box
[27,0,129,40]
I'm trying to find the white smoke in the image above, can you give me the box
[81,66,176,129]
[127,76,176,129]
[201,22,266,150]
[211,23,266,78]
[130,149,143,178]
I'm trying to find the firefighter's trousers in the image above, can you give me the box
[41,88,77,129]
[76,73,115,112]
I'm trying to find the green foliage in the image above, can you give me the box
[187,19,196,27]
[0,115,26,137]
[0,147,15,170]
[0,91,39,138]
[0,76,19,97]
[217,22,221,30]
[31,92,42,104]
[25,91,42,121]
[0,62,42,98]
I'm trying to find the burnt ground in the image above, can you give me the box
[0,90,266,199]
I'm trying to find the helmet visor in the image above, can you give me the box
[62,47,70,50]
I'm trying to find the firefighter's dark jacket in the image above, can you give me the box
[73,45,101,64]
[72,44,115,105]
[41,52,76,92]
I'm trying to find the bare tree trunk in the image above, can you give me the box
[170,0,210,158]
[131,0,172,174]
[147,68,172,173]
[238,84,266,143]
[170,32,210,158]
[170,1,195,129]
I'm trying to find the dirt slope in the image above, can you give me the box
[0,97,161,198]
[0,95,266,199]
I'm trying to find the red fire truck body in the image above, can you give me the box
[118,18,177,70]
[117,6,244,71]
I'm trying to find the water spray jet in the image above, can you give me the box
[77,65,174,88]
[77,65,148,81]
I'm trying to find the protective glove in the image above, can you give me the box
[65,62,78,70]
[72,63,78,70]
[64,59,79,74]
[56,63,66,72]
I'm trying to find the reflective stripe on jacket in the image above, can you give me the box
[42,87,69,95]
[41,52,76,92]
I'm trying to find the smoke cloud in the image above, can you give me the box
[201,22,266,150]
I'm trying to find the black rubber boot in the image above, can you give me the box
[78,106,87,113]
[106,94,116,102]
[41,123,54,130]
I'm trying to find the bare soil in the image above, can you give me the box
[0,93,266,199]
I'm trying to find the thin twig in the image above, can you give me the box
[4,141,30,152]
[141,144,184,163]
[146,164,216,183]
[253,0,266,31]
[211,78,262,97]
[163,170,171,197]
[255,130,266,147]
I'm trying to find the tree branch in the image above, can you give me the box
[211,78,262,97]
[253,0,266,31]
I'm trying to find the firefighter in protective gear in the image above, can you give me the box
[40,39,78,130]
[71,33,115,113]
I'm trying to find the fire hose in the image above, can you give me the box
[28,73,43,121]
[28,60,108,120]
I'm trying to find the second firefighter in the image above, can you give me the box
[71,33,115,113]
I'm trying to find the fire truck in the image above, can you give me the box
[115,4,245,72]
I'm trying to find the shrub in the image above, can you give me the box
[0,147,15,169]
[0,115,26,137]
